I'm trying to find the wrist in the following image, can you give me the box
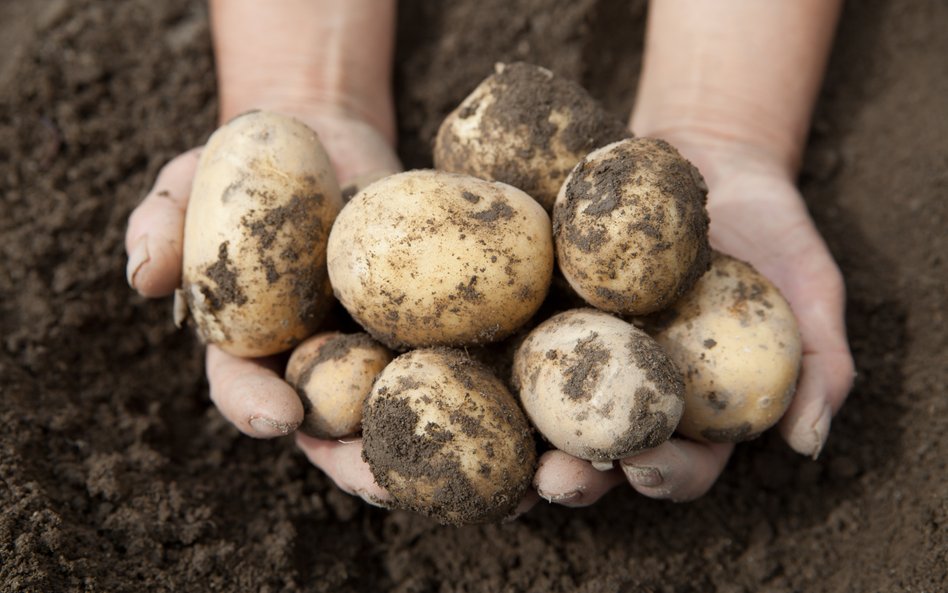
[211,0,396,143]
[216,77,395,147]
[632,123,795,192]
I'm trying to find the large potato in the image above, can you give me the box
[554,137,711,316]
[361,349,536,525]
[512,309,684,465]
[643,252,802,442]
[178,111,342,357]
[434,62,631,211]
[327,170,553,349]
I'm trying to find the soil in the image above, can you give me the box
[0,0,945,592]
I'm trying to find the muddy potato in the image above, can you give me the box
[643,252,802,443]
[179,111,343,357]
[434,62,631,211]
[285,332,393,439]
[512,309,684,465]
[327,170,553,349]
[554,137,711,316]
[361,348,536,525]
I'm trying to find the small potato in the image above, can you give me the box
[327,170,553,349]
[434,62,631,211]
[285,332,393,439]
[643,252,802,443]
[361,348,536,525]
[179,111,343,357]
[512,309,684,464]
[554,137,711,316]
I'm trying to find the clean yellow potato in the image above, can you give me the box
[178,111,343,357]
[361,348,536,525]
[327,170,554,349]
[434,62,631,211]
[512,308,684,465]
[554,137,711,316]
[285,332,393,439]
[644,252,802,443]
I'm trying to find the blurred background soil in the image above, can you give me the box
[1,1,945,591]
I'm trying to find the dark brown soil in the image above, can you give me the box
[1,0,945,592]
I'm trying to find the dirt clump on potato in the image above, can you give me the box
[554,137,711,316]
[435,62,631,211]
[513,309,683,463]
[362,349,536,525]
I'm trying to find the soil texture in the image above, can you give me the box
[1,1,945,592]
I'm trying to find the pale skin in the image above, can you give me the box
[125,0,854,510]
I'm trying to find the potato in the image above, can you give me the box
[285,332,393,439]
[643,252,802,442]
[361,348,536,525]
[512,308,684,465]
[554,137,711,316]
[327,170,553,349]
[434,62,631,211]
[178,111,343,357]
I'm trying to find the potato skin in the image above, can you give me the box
[285,333,392,439]
[643,252,802,443]
[181,111,342,357]
[512,309,684,462]
[361,349,536,525]
[434,62,631,211]
[554,137,711,316]
[327,170,554,349]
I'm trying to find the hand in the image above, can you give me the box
[125,106,400,507]
[531,140,854,505]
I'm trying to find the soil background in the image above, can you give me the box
[1,1,945,592]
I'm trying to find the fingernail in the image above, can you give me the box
[622,464,663,488]
[126,236,150,290]
[357,490,392,509]
[536,489,581,504]
[249,416,297,438]
[808,404,833,460]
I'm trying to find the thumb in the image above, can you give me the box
[125,148,202,297]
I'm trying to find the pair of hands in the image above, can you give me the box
[125,103,853,514]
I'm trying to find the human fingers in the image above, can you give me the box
[776,256,854,457]
[532,450,625,508]
[205,345,304,438]
[295,433,393,508]
[620,438,734,502]
[125,148,202,297]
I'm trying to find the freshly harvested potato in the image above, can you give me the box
[434,62,631,211]
[512,308,684,465]
[285,332,393,439]
[643,252,802,443]
[361,348,536,525]
[554,137,711,316]
[178,111,343,357]
[327,170,553,349]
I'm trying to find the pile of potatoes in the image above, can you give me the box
[175,64,802,525]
